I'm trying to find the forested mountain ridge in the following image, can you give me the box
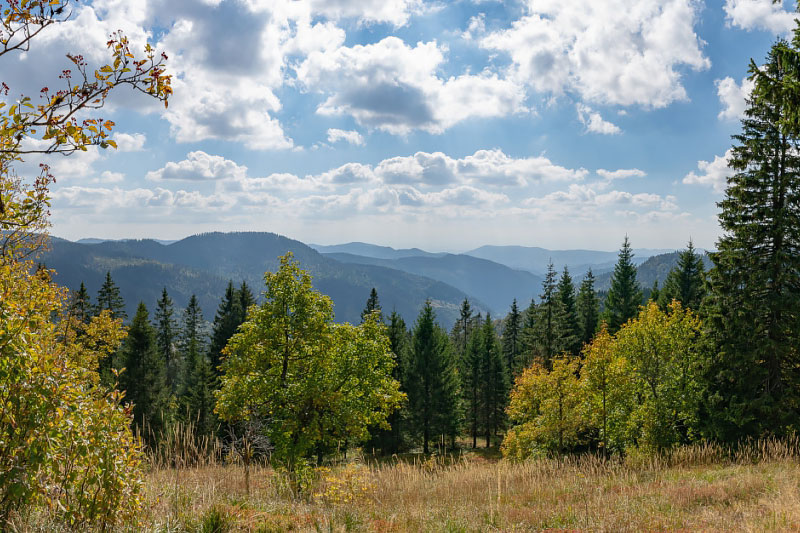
[43,232,481,326]
[594,250,712,292]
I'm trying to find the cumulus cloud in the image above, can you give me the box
[481,0,709,108]
[327,128,365,145]
[297,37,526,134]
[577,104,622,135]
[683,149,732,193]
[723,0,797,33]
[114,133,147,152]
[305,0,423,26]
[146,151,248,181]
[597,168,647,180]
[716,75,755,120]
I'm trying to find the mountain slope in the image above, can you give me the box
[310,242,444,260]
[594,251,713,292]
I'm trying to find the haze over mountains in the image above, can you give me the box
[46,232,694,326]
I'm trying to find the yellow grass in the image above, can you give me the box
[132,440,800,532]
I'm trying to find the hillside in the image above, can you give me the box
[595,250,713,292]
[310,242,444,260]
[43,233,480,326]
[324,252,542,315]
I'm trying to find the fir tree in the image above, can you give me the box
[69,282,92,329]
[361,287,382,322]
[703,41,800,440]
[209,281,244,377]
[94,271,126,320]
[452,298,473,364]
[479,314,507,447]
[519,298,537,369]
[502,299,522,376]
[238,281,256,323]
[554,266,581,356]
[121,303,170,444]
[406,301,461,454]
[154,287,179,394]
[529,262,558,369]
[180,295,216,438]
[463,324,483,449]
[603,237,643,333]
[576,270,599,347]
[659,241,706,310]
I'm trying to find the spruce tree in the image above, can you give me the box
[479,314,507,448]
[463,322,483,449]
[406,301,461,454]
[452,298,473,364]
[530,262,558,369]
[373,310,410,453]
[519,298,537,369]
[238,281,256,323]
[154,287,179,394]
[94,271,126,320]
[603,237,642,333]
[659,241,706,310]
[180,295,216,438]
[502,299,522,376]
[69,282,92,329]
[703,40,800,440]
[121,303,170,444]
[209,281,244,377]
[361,287,382,322]
[554,266,581,356]
[576,270,599,347]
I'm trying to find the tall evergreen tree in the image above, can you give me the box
[603,237,643,333]
[463,322,483,449]
[209,281,244,377]
[69,282,92,328]
[529,262,558,369]
[180,295,216,438]
[519,298,537,369]
[576,270,599,347]
[94,271,126,320]
[502,299,522,376]
[361,287,382,322]
[406,301,461,454]
[452,298,473,364]
[238,281,256,323]
[659,241,706,310]
[154,287,179,394]
[479,314,507,448]
[703,41,800,440]
[121,303,170,444]
[554,266,581,356]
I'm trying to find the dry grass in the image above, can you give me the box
[131,439,800,532]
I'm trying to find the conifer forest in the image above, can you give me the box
[3,1,800,531]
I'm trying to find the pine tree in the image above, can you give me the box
[603,237,643,333]
[703,40,800,440]
[576,270,599,347]
[502,299,522,376]
[554,266,581,356]
[406,301,461,454]
[479,314,507,448]
[154,287,179,394]
[180,295,217,438]
[209,281,244,377]
[94,271,126,320]
[659,241,706,310]
[361,287,382,322]
[121,302,170,444]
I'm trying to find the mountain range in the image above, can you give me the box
[44,233,699,328]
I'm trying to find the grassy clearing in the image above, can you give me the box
[126,440,800,533]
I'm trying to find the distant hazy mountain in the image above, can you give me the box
[594,250,713,292]
[44,233,481,327]
[324,252,542,315]
[464,245,672,276]
[76,237,178,245]
[310,242,444,260]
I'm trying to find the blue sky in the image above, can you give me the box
[7,0,797,251]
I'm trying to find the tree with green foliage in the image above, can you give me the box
[703,38,800,441]
[502,299,522,376]
[69,282,92,326]
[406,301,461,454]
[238,281,256,322]
[215,254,403,470]
[209,281,244,377]
[603,237,642,333]
[554,266,580,356]
[528,263,558,369]
[179,295,217,438]
[94,271,126,320]
[576,270,599,347]
[519,298,537,369]
[154,287,179,394]
[463,322,483,449]
[658,241,706,311]
[479,314,507,447]
[121,303,170,445]
[451,297,473,363]
[361,287,382,322]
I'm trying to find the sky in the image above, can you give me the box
[5,0,797,252]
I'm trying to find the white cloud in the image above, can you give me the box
[522,183,679,220]
[462,13,487,40]
[297,37,526,134]
[577,104,622,135]
[716,75,755,120]
[327,128,365,145]
[96,171,126,184]
[114,133,147,152]
[597,168,647,180]
[305,0,422,26]
[146,151,248,181]
[723,0,797,33]
[481,0,709,108]
[683,149,732,193]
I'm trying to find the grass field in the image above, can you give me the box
[123,439,800,532]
